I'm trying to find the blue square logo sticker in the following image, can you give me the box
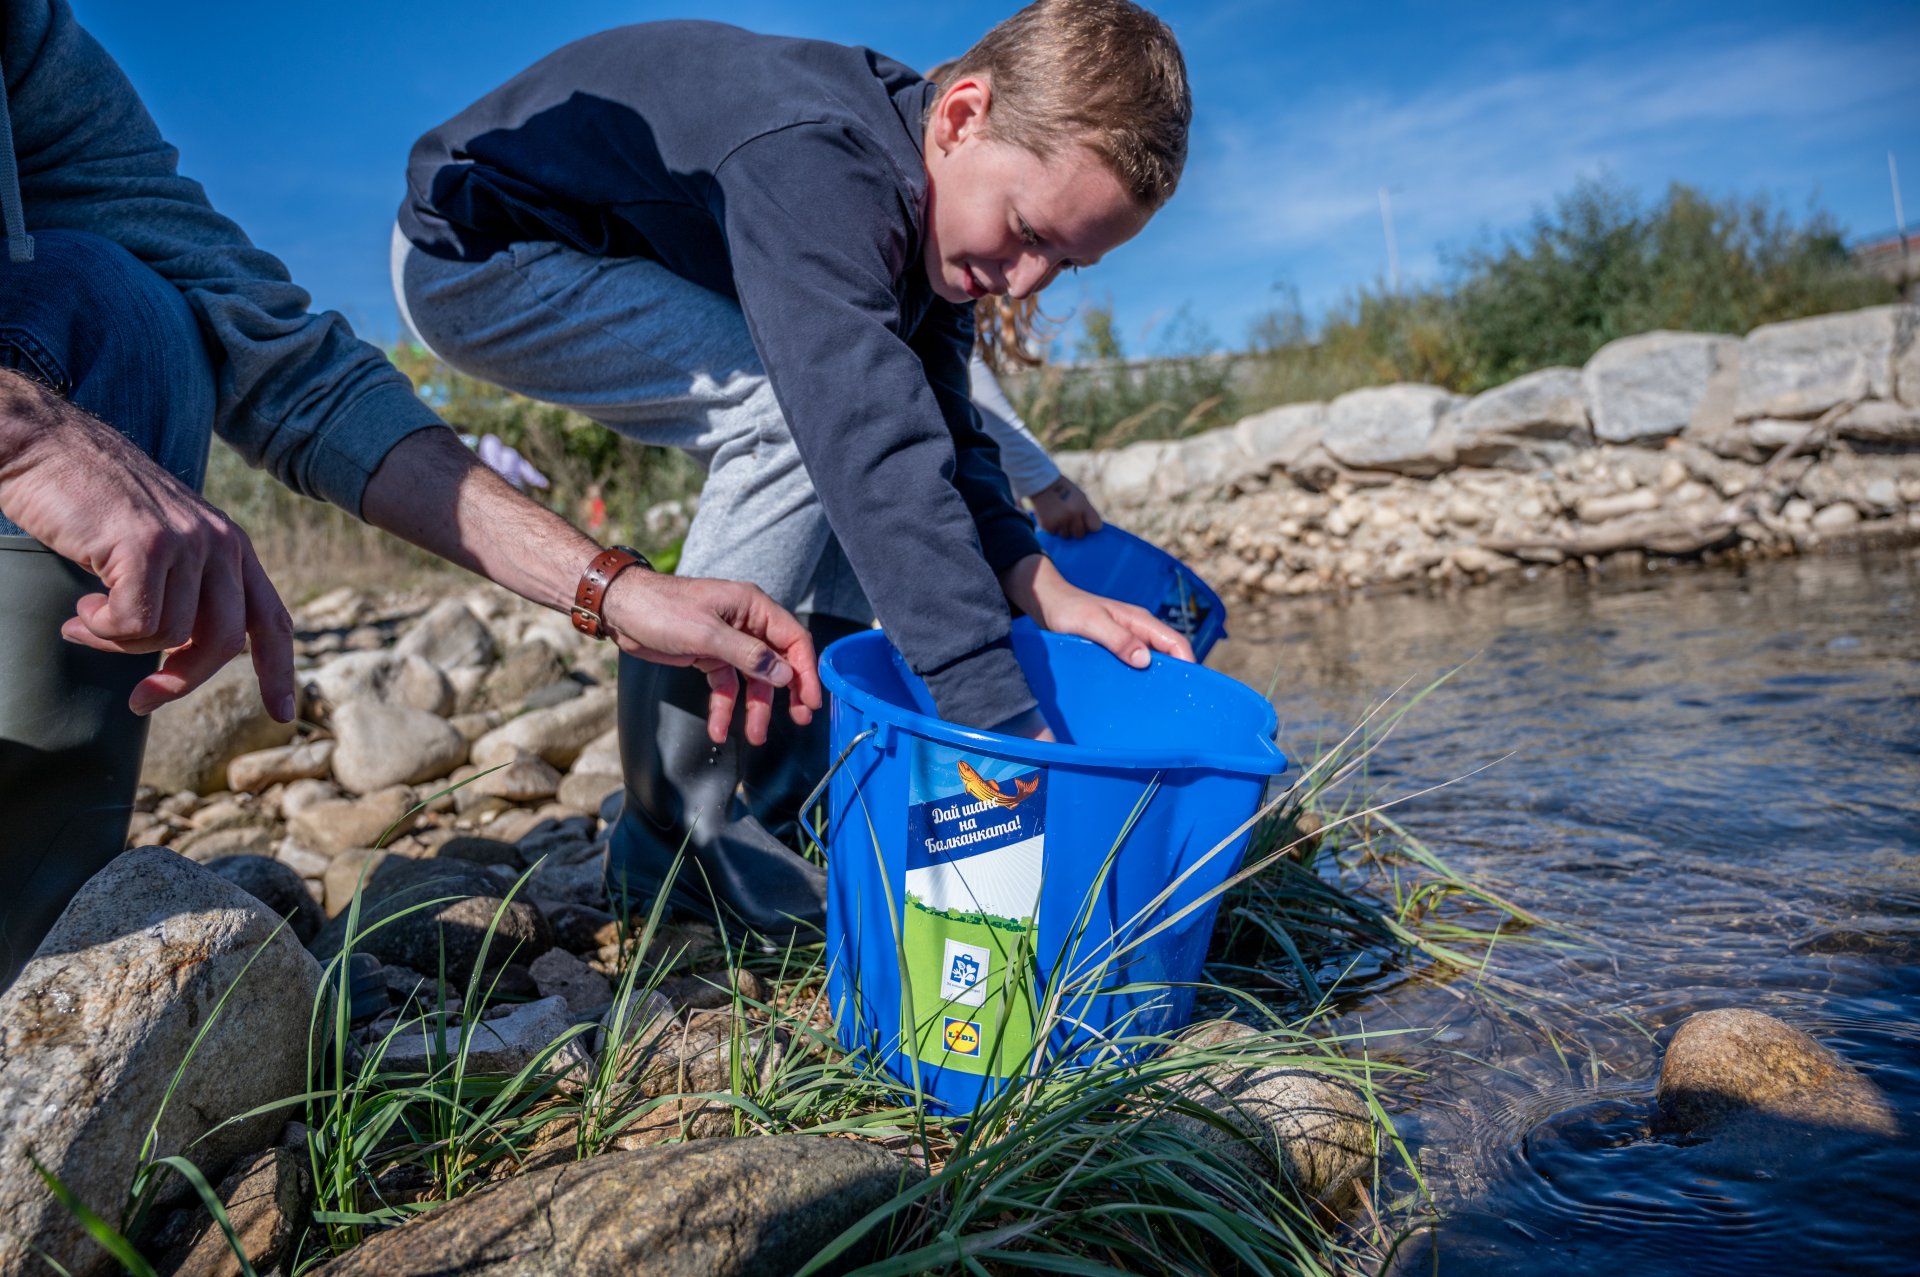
[942,1018,982,1056]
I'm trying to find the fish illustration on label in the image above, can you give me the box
[900,740,1047,1077]
[956,760,1040,809]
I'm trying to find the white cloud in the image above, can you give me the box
[1184,27,1919,268]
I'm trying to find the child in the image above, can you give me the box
[392,1,1192,939]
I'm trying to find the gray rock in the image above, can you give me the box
[309,856,553,983]
[1437,367,1591,469]
[1811,502,1862,531]
[471,689,618,771]
[393,599,496,672]
[1321,385,1460,476]
[0,849,321,1277]
[306,651,455,719]
[1574,488,1661,524]
[308,1135,923,1277]
[377,995,590,1077]
[1655,1008,1897,1138]
[570,727,621,778]
[469,753,564,805]
[1159,427,1259,497]
[205,855,325,944]
[556,770,622,817]
[1098,439,1174,506]
[280,777,339,819]
[289,784,420,858]
[1735,305,1903,420]
[1235,402,1326,474]
[173,822,278,864]
[1897,322,1920,407]
[1168,1021,1374,1202]
[165,1147,311,1277]
[483,640,569,710]
[331,701,469,796]
[322,848,391,918]
[529,948,613,1014]
[140,659,297,794]
[1581,331,1737,443]
[1833,399,1920,447]
[436,836,525,869]
[524,679,586,711]
[227,740,336,794]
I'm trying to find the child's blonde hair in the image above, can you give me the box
[973,294,1049,374]
[934,0,1191,209]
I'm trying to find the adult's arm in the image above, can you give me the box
[6,0,442,515]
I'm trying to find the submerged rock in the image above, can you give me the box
[0,848,321,1277]
[1654,1007,1897,1138]
[309,1135,922,1277]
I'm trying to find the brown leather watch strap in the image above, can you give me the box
[571,545,650,640]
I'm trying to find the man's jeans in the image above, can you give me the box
[0,228,215,535]
[0,229,216,985]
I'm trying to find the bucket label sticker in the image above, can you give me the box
[901,740,1046,1077]
[1155,571,1213,640]
[942,1017,982,1056]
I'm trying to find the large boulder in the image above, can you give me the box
[330,701,469,795]
[140,659,296,794]
[393,599,496,672]
[1436,366,1591,469]
[1581,331,1737,443]
[1098,439,1175,506]
[0,849,322,1277]
[1734,305,1905,420]
[1655,1008,1897,1138]
[1158,427,1262,498]
[1321,385,1460,476]
[310,1136,923,1277]
[471,689,618,771]
[309,856,553,983]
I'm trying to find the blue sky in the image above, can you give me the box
[77,1,1920,358]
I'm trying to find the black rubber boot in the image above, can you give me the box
[0,537,157,988]
[740,613,869,846]
[606,652,827,947]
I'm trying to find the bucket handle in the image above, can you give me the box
[796,726,876,862]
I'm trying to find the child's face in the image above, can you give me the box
[922,80,1152,306]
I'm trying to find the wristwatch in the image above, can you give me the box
[571,544,652,640]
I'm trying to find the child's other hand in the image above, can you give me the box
[999,554,1195,669]
[1029,476,1103,538]
[600,571,824,746]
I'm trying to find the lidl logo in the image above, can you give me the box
[943,1017,982,1056]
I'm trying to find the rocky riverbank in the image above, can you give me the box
[1056,303,1920,599]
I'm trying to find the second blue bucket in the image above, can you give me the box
[1037,524,1227,661]
[819,624,1287,1114]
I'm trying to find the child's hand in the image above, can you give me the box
[999,553,1195,669]
[1028,476,1103,538]
[600,571,824,746]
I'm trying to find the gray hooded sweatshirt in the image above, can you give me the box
[0,0,442,517]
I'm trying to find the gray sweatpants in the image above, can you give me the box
[391,227,870,622]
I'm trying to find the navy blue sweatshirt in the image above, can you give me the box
[398,20,1042,730]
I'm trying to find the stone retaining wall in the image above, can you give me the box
[1056,304,1920,598]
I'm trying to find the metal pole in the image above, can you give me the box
[1378,186,1401,294]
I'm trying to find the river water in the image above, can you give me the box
[1213,546,1920,1275]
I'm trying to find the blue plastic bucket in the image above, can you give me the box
[818,624,1287,1114]
[1036,525,1228,661]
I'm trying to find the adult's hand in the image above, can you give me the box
[360,426,820,748]
[1029,475,1103,538]
[999,552,1194,670]
[600,569,823,747]
[0,372,295,720]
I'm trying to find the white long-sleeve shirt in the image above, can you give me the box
[969,353,1062,500]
